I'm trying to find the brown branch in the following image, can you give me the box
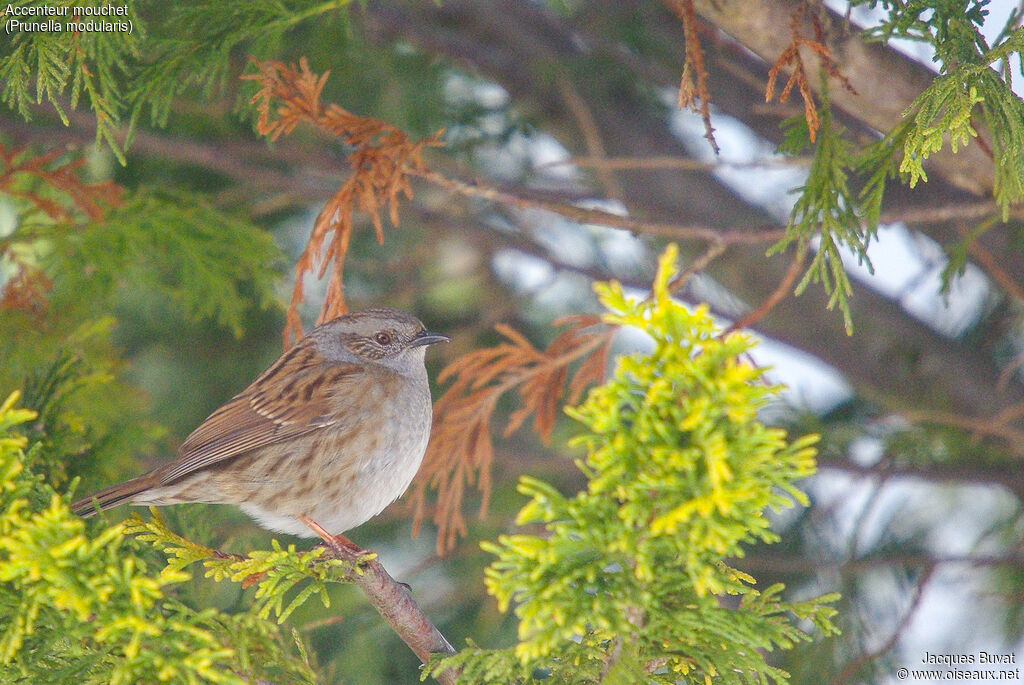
[998,353,1024,393]
[899,408,1024,458]
[726,244,805,332]
[311,536,458,684]
[411,167,785,244]
[556,76,624,200]
[954,223,1024,304]
[816,454,1024,494]
[878,201,1024,224]
[136,513,457,682]
[538,155,815,171]
[195,536,459,685]
[829,565,935,685]
[992,400,1024,427]
[739,551,1024,573]
[665,239,727,294]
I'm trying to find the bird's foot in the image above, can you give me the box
[297,514,375,562]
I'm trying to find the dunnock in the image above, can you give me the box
[72,308,448,548]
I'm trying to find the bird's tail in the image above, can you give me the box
[71,474,158,518]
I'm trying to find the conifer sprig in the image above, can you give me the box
[0,392,317,684]
[428,247,839,684]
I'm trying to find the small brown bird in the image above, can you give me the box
[72,308,448,548]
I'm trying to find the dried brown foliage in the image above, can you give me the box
[765,1,855,141]
[0,144,121,223]
[667,0,719,153]
[0,266,52,316]
[0,144,122,314]
[243,58,444,347]
[409,315,614,554]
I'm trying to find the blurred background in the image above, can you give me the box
[2,1,1024,683]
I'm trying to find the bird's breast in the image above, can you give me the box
[298,367,432,529]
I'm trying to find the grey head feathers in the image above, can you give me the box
[311,308,448,375]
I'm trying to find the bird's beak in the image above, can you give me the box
[411,330,450,347]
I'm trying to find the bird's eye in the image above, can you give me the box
[375,332,392,346]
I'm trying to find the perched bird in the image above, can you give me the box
[73,308,448,550]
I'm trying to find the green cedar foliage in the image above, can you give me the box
[41,190,282,338]
[859,0,1024,214]
[126,512,360,625]
[0,0,355,162]
[428,246,840,684]
[774,1,1024,330]
[0,391,318,684]
[772,99,864,334]
[1,152,282,488]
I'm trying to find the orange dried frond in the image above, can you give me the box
[0,144,122,222]
[0,263,51,316]
[244,57,330,141]
[567,331,612,405]
[668,0,718,153]
[0,145,121,316]
[411,317,615,554]
[764,3,855,142]
[244,58,444,348]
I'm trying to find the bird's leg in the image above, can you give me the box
[297,514,373,561]
[297,515,412,593]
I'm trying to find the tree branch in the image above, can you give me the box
[739,551,1024,573]
[829,565,935,685]
[204,536,458,684]
[410,167,783,244]
[321,546,459,684]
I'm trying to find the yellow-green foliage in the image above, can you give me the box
[430,246,839,684]
[127,512,361,624]
[854,0,1024,217]
[0,391,316,685]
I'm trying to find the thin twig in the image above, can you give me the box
[202,537,458,685]
[878,202,1016,224]
[955,223,1024,304]
[998,356,1024,392]
[665,239,727,295]
[900,408,1024,457]
[557,76,624,201]
[739,551,1024,573]
[536,155,814,171]
[726,244,805,332]
[411,167,784,244]
[828,565,936,685]
[992,400,1024,427]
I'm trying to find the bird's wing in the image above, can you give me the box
[157,338,364,485]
